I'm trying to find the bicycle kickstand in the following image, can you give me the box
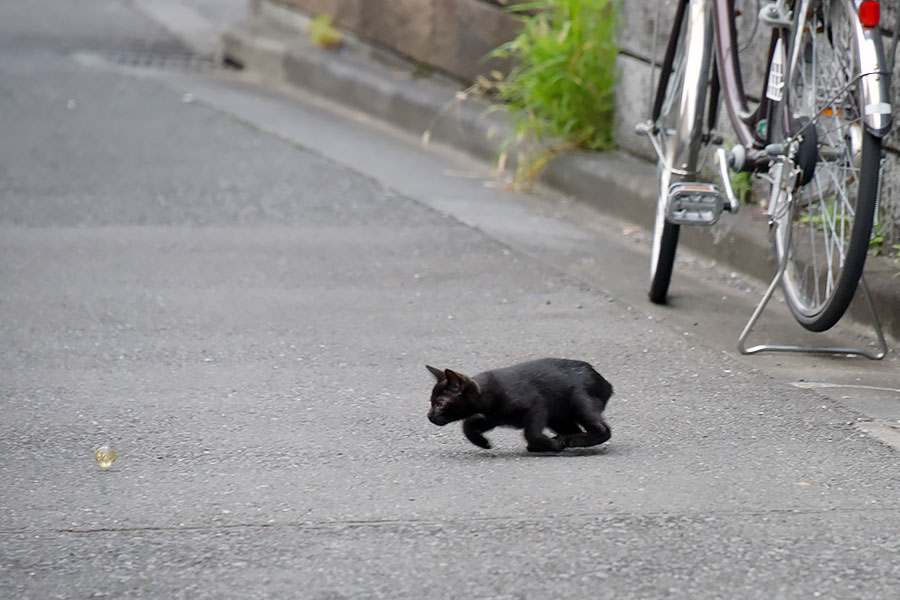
[736,263,888,359]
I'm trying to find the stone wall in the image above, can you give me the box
[270,0,521,82]
[267,0,900,245]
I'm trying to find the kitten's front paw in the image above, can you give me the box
[467,434,491,449]
[463,418,492,449]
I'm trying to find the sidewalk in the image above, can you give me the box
[219,4,900,343]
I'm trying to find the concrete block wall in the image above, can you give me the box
[265,0,900,246]
[269,0,520,81]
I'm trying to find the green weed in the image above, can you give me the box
[308,15,343,50]
[798,197,850,231]
[485,0,620,187]
[870,220,885,255]
[730,170,753,205]
[869,217,900,276]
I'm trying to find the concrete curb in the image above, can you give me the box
[223,15,900,342]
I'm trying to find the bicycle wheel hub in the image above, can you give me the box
[790,117,818,186]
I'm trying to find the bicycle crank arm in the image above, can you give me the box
[715,147,740,214]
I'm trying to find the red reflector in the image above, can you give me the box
[859,1,880,28]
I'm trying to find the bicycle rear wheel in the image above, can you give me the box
[769,0,883,331]
[649,0,710,304]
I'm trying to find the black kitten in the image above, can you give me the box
[426,358,612,452]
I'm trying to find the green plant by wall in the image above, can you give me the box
[729,170,753,205]
[486,0,620,186]
[870,220,900,276]
[308,15,343,50]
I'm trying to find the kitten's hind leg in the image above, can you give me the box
[559,393,611,448]
[550,420,581,443]
[524,410,564,453]
[462,415,495,449]
[559,419,611,448]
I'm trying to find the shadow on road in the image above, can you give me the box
[440,445,615,461]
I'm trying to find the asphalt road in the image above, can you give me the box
[1,1,899,598]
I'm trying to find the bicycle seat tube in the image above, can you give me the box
[669,0,715,178]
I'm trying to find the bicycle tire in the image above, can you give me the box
[649,203,680,304]
[648,2,687,304]
[648,0,710,304]
[769,1,882,332]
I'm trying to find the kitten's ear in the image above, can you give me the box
[445,369,480,393]
[444,369,469,386]
[426,365,446,381]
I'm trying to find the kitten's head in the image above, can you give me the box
[425,365,481,426]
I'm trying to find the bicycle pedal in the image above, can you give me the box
[666,182,725,225]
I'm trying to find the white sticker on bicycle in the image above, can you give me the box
[766,38,785,102]
[865,102,892,115]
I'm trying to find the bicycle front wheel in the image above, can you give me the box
[769,0,883,331]
[648,0,711,304]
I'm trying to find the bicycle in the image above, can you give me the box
[635,0,892,358]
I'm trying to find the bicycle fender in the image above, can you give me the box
[856,22,892,136]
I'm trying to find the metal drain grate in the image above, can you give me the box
[95,50,237,72]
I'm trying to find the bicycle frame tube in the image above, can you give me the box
[670,0,715,177]
[711,0,771,150]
